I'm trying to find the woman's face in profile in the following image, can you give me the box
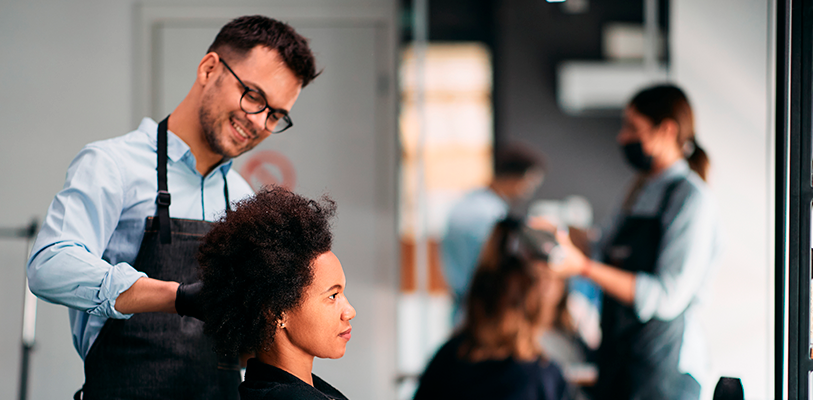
[618,105,678,157]
[282,251,356,359]
[618,106,657,147]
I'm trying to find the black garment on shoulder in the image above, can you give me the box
[240,358,349,400]
[413,335,571,400]
[596,178,695,400]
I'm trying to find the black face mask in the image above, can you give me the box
[621,142,653,172]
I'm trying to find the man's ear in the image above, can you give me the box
[197,52,221,86]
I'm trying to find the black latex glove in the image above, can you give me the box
[175,281,204,320]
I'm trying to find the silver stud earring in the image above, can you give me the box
[279,322,285,328]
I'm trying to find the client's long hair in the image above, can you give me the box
[458,218,549,362]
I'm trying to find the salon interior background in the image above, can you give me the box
[0,0,772,399]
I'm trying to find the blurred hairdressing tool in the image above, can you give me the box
[519,224,564,264]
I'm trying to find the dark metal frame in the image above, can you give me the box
[776,0,789,397]
[780,0,813,398]
[0,220,39,400]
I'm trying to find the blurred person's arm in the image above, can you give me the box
[631,186,719,323]
[567,227,592,256]
[527,218,629,302]
[553,233,636,306]
[554,185,720,323]
[526,217,600,257]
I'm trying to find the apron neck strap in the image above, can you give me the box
[658,178,686,216]
[155,116,232,242]
[222,170,231,212]
[622,175,647,212]
[156,116,172,244]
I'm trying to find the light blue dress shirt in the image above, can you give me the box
[441,188,508,318]
[595,159,722,387]
[27,117,255,359]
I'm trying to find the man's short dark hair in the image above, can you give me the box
[493,143,546,178]
[207,15,319,87]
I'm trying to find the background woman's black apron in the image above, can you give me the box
[79,117,240,399]
[594,178,699,400]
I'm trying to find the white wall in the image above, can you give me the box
[671,0,774,399]
[0,3,134,398]
[0,1,397,399]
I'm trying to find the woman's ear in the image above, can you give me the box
[277,312,287,329]
[657,118,680,142]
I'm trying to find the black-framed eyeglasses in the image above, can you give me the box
[220,58,293,134]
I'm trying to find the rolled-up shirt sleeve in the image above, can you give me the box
[633,186,719,323]
[27,145,146,319]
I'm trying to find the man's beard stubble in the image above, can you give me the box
[198,77,231,158]
[197,74,262,159]
[198,112,227,160]
[198,99,260,159]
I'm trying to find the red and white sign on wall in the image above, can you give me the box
[239,150,297,191]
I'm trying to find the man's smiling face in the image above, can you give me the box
[198,46,302,159]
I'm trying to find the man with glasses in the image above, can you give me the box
[26,16,318,399]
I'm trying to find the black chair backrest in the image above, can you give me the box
[712,377,744,400]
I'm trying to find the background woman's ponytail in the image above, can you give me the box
[685,139,710,181]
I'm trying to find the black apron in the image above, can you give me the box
[594,178,699,400]
[79,117,240,400]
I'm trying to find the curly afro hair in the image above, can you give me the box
[197,186,336,357]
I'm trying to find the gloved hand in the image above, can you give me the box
[175,281,204,320]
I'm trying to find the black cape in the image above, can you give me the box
[414,335,571,400]
[240,358,349,400]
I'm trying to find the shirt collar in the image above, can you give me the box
[138,117,234,177]
[646,158,689,184]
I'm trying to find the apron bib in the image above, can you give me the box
[80,117,240,400]
[594,178,697,400]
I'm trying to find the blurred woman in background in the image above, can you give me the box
[197,187,356,400]
[553,84,721,400]
[414,217,572,400]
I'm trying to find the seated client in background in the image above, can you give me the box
[197,187,355,400]
[414,218,572,400]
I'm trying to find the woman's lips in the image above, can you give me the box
[339,328,352,341]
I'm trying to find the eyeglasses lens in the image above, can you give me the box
[269,116,291,134]
[239,90,292,134]
[240,91,266,114]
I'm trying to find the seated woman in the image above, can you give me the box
[414,218,573,400]
[197,187,356,400]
